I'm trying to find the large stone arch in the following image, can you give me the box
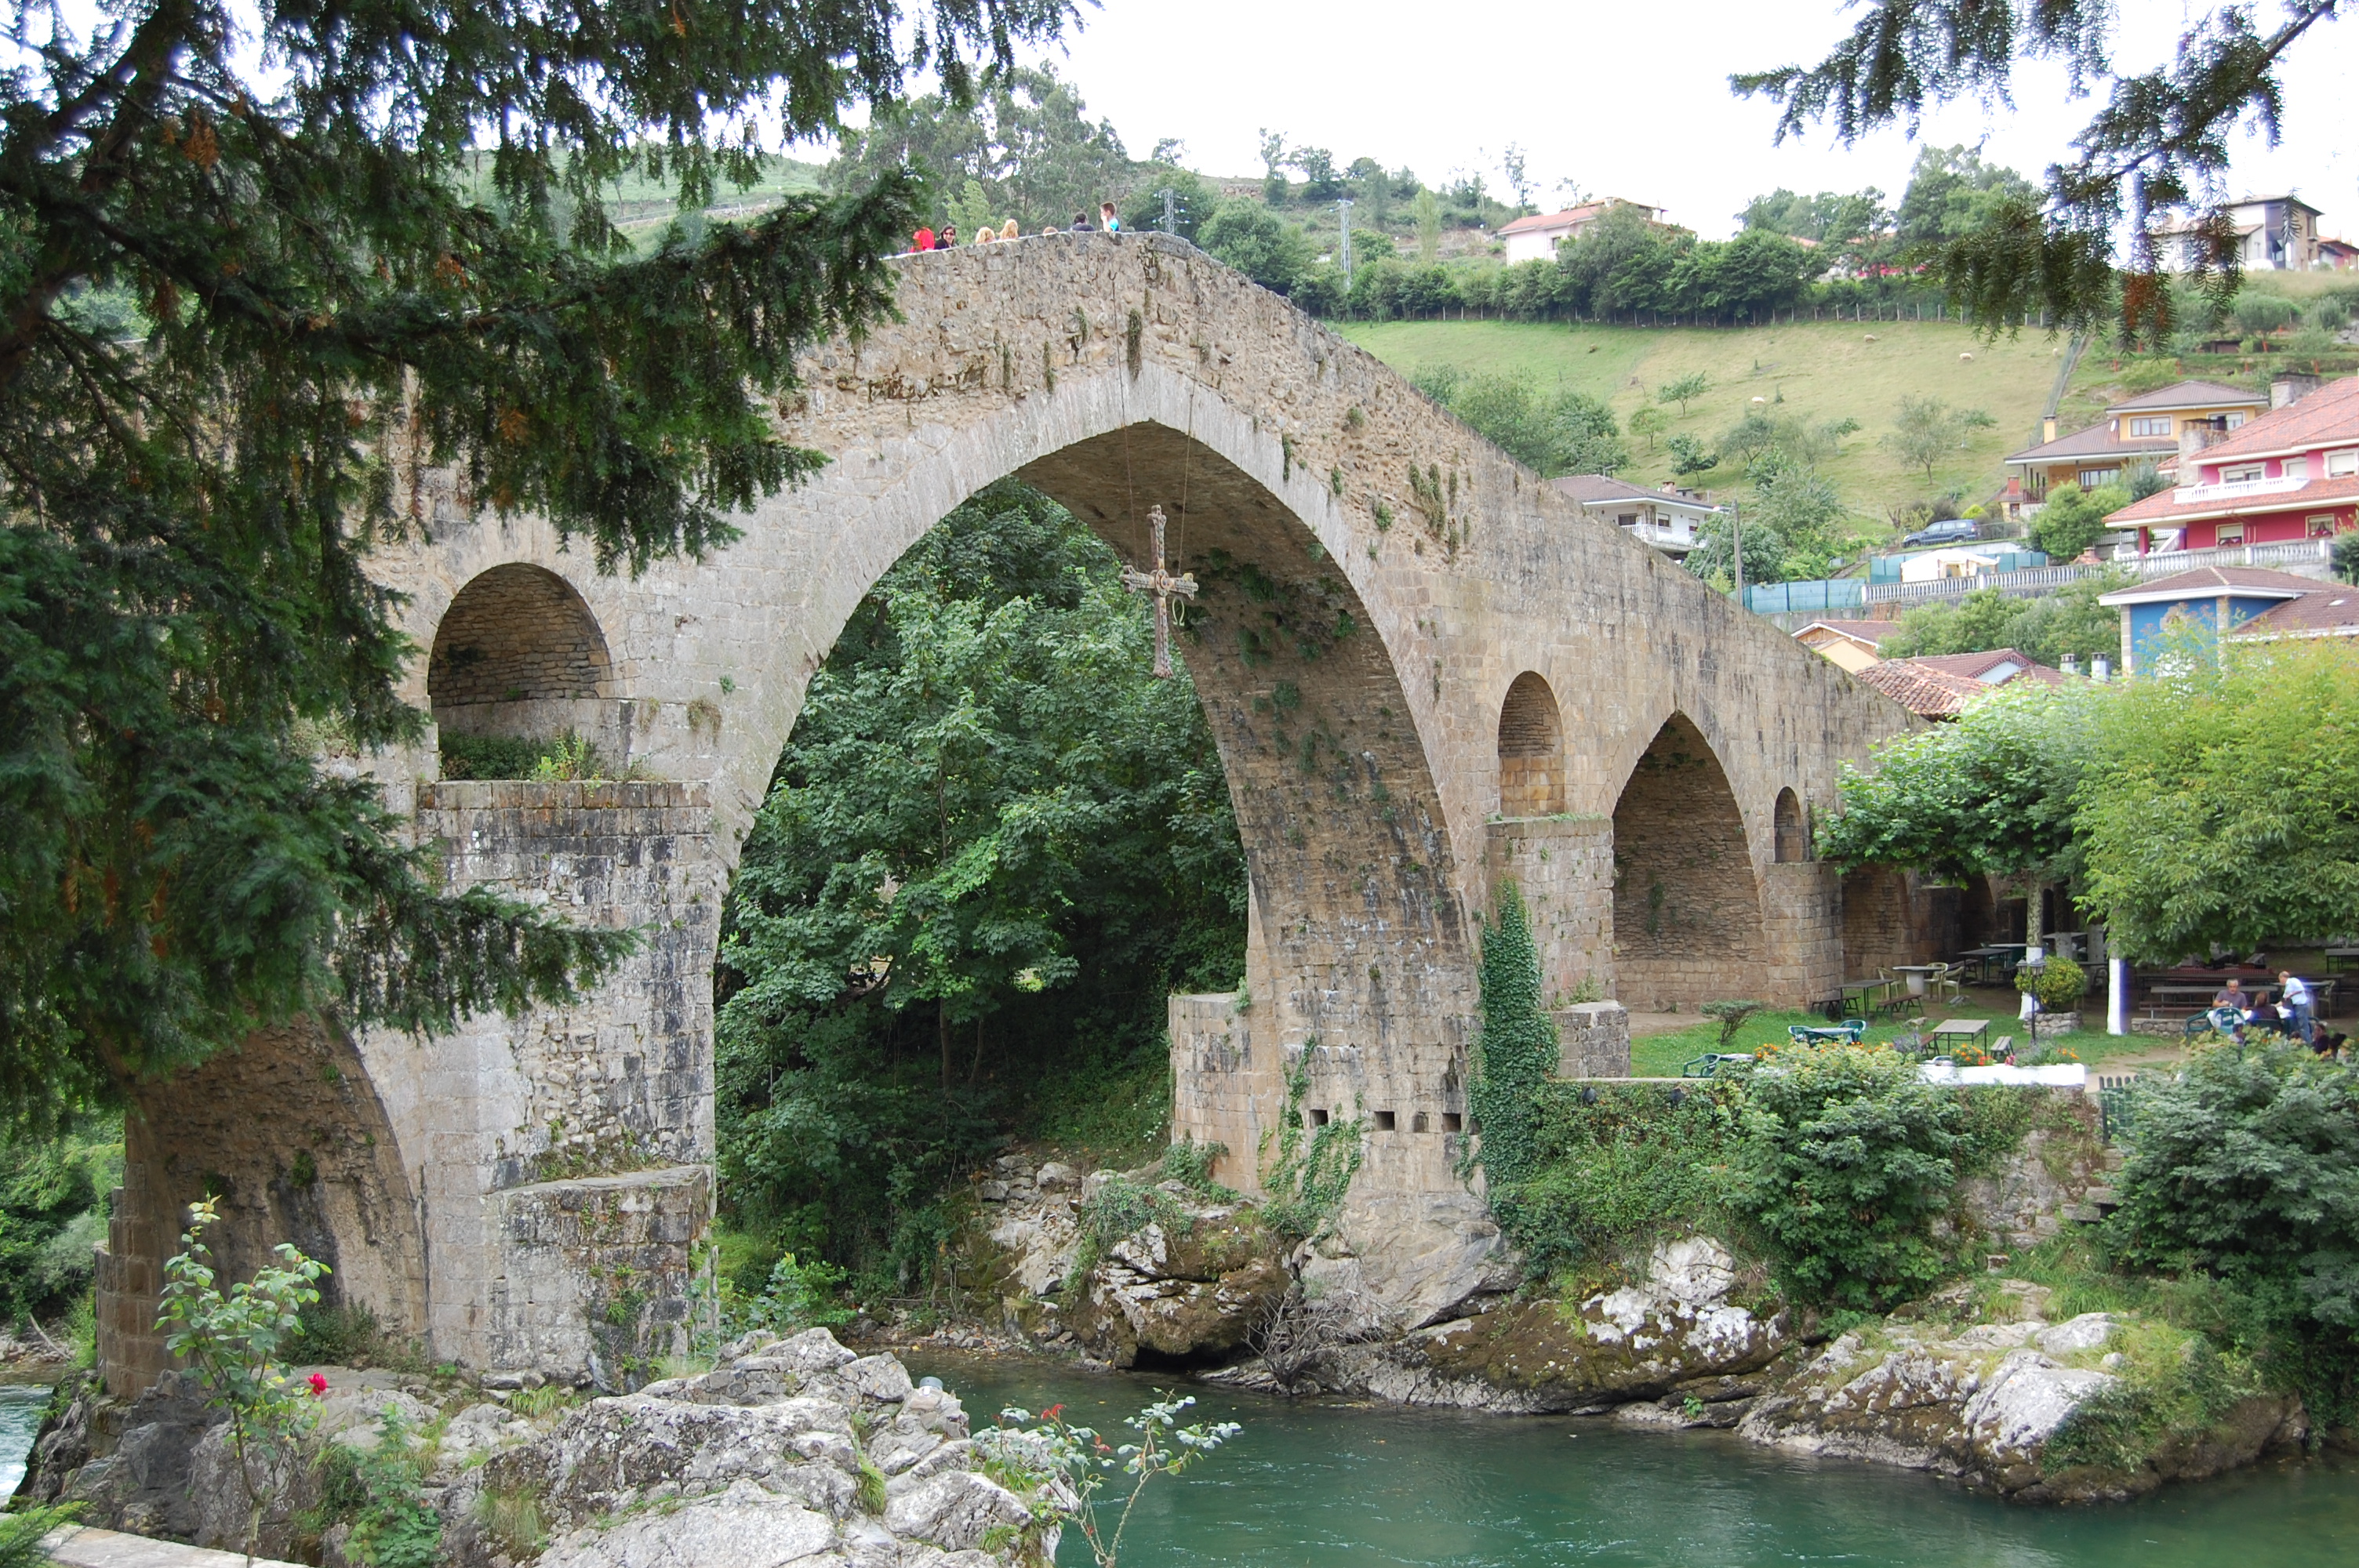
[1608,713,1770,1011]
[98,234,1929,1389]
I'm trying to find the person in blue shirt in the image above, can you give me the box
[2279,970,2316,1044]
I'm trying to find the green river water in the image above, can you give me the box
[907,1354,2359,1568]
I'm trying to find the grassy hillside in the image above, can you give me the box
[1339,318,2079,523]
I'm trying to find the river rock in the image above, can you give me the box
[1736,1319,2305,1501]
[441,1332,1039,1568]
[1320,1236,1787,1412]
[1296,1192,1521,1334]
[1072,1210,1288,1368]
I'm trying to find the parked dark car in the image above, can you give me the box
[1899,518,1980,549]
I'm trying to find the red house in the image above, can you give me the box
[2108,376,2359,553]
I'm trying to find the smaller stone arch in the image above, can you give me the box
[1773,787,1808,863]
[1496,672,1566,818]
[429,564,616,764]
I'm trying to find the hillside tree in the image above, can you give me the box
[0,0,1074,1130]
[1885,396,1997,480]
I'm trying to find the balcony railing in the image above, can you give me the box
[2172,474,2304,503]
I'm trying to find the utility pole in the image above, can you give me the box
[1336,198,1354,285]
[1731,500,1745,604]
[1157,187,1177,235]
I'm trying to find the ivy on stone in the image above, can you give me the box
[1464,883,1558,1189]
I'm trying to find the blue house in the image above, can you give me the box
[2096,565,2321,673]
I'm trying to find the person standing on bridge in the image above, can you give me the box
[911,224,935,253]
[1070,212,1092,231]
[1100,201,1120,234]
[1000,218,1020,241]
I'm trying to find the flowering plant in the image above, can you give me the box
[977,1394,1241,1566]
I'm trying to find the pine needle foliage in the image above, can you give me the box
[1736,0,2347,341]
[0,0,1074,1129]
[1465,883,1558,1189]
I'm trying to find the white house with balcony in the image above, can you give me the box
[1552,474,1721,559]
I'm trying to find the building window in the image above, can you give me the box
[2216,523,2246,546]
[1372,1110,1396,1131]
[2220,464,2264,483]
[2283,456,2310,481]
[2128,416,2171,436]
[2077,467,2121,488]
[2310,514,2339,537]
[1616,512,1638,527]
[2328,449,2359,477]
[2226,412,2249,429]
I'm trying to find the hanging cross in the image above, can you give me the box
[1121,505,1198,679]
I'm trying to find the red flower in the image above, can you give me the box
[308,1373,328,1396]
[1042,1404,1064,1421]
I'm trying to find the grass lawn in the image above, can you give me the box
[1339,317,2081,517]
[1625,991,2172,1080]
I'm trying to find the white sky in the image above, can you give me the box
[1007,0,2359,238]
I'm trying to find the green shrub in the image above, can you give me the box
[0,1504,83,1568]
[306,1410,441,1568]
[1726,1046,2019,1310]
[1158,1138,1234,1199]
[2019,955,2086,1013]
[436,732,554,779]
[1491,1081,1744,1282]
[2103,1045,2359,1425]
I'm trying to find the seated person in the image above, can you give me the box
[2212,978,2248,1010]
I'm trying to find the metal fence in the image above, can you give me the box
[1750,538,2336,618]
[2096,1073,2140,1143]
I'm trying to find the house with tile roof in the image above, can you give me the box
[1794,619,1896,673]
[1551,474,1720,559]
[1851,649,2066,718]
[2095,564,2346,673]
[1498,200,1665,263]
[2228,583,2359,644]
[2002,380,2270,517]
[2103,376,2359,556]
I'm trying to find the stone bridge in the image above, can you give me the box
[97,234,1925,1392]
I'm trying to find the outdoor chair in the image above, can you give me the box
[1931,964,1967,1007]
[1788,1018,1867,1047]
[1681,1053,1756,1079]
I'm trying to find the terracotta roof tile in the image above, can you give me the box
[2097,564,2320,601]
[2171,376,2359,465]
[1901,649,2067,685]
[2005,423,2179,464]
[2108,472,2359,525]
[2107,379,2269,413]
[2230,587,2359,637]
[1851,660,1990,718]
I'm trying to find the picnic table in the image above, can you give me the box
[1954,946,2026,984]
[1842,978,1894,1014]
[1928,1018,1990,1052]
[2144,982,2277,1020]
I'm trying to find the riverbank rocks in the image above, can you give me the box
[1735,1310,2306,1501]
[1317,1237,1788,1412]
[1070,1206,1288,1369]
[22,1336,1038,1568]
[961,1156,1289,1367]
[440,1331,1039,1568]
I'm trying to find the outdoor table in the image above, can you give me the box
[1842,978,1893,1014]
[1928,1018,1990,1051]
[2146,982,2276,1018]
[1893,964,1944,997]
[1954,947,2008,983]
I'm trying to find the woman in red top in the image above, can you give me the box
[911,226,935,253]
